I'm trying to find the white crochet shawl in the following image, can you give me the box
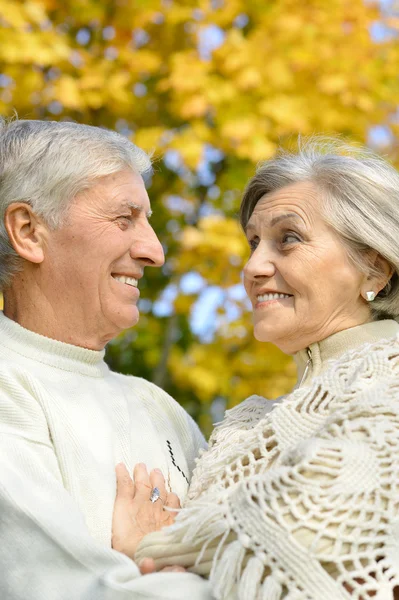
[136,322,399,599]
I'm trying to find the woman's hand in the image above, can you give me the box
[111,463,180,559]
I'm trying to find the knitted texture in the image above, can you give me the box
[0,313,212,600]
[136,332,399,599]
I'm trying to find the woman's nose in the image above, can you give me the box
[243,245,276,281]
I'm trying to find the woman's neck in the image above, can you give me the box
[293,319,399,387]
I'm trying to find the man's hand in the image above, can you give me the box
[112,463,180,559]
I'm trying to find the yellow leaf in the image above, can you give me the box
[0,0,26,27]
[135,127,165,152]
[180,95,208,118]
[170,129,204,169]
[221,118,259,143]
[236,67,263,90]
[318,74,348,95]
[55,76,82,110]
[24,1,48,25]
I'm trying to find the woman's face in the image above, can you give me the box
[243,181,372,354]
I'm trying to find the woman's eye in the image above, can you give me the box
[248,238,259,252]
[282,232,300,245]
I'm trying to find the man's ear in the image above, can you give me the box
[4,203,47,264]
[361,250,394,298]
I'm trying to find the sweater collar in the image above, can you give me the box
[0,311,109,377]
[293,320,399,388]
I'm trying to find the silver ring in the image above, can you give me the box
[150,487,161,503]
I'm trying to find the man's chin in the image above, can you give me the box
[113,308,140,335]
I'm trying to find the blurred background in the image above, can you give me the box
[1,0,398,435]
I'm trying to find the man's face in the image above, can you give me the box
[42,169,164,348]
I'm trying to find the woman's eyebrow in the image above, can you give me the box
[269,213,302,227]
[245,212,303,234]
[245,222,256,236]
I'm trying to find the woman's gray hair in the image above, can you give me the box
[240,136,399,321]
[0,118,152,290]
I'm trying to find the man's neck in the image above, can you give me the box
[3,287,108,351]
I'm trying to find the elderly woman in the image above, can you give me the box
[117,138,399,599]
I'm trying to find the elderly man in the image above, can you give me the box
[0,119,212,599]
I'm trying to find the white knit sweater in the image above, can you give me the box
[0,312,213,600]
[137,320,399,599]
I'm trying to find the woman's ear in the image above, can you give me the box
[361,250,394,299]
[4,203,47,264]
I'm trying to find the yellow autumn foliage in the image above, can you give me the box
[0,0,398,435]
[178,217,248,285]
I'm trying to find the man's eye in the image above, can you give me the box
[116,215,132,228]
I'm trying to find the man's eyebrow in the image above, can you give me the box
[119,201,152,219]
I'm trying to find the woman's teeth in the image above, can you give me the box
[257,293,291,302]
[113,276,138,287]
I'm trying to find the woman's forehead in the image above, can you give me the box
[247,181,320,229]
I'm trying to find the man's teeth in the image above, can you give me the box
[257,293,291,302]
[114,276,138,287]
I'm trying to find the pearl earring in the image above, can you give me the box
[366,291,376,302]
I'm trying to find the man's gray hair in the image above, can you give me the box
[240,136,399,320]
[0,118,152,289]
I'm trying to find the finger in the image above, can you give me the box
[161,565,187,573]
[133,463,151,499]
[115,463,135,500]
[139,558,156,575]
[149,468,167,503]
[165,491,181,510]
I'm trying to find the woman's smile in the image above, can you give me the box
[243,181,373,353]
[254,292,294,309]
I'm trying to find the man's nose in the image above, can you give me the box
[131,223,165,267]
[243,244,276,281]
